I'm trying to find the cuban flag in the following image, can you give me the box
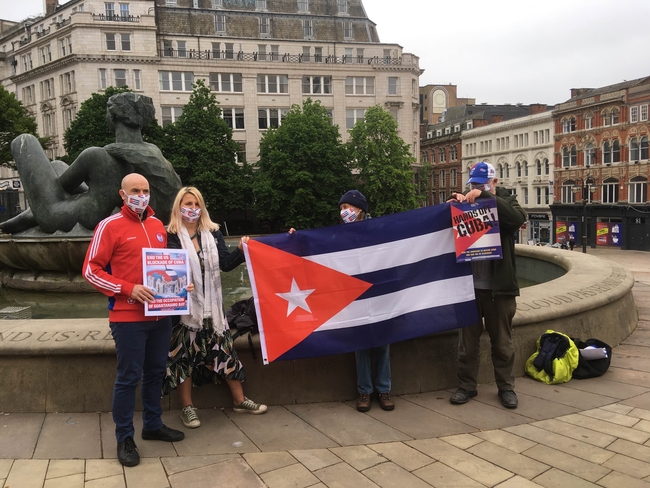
[244,204,478,364]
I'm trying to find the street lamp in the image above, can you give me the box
[572,175,597,253]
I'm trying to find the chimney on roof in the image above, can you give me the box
[491,115,504,123]
[473,119,489,128]
[45,0,59,15]
[529,104,547,115]
[570,88,591,98]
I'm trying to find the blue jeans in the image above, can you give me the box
[110,318,172,443]
[355,345,391,394]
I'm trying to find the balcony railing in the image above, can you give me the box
[55,18,71,29]
[159,49,408,66]
[92,14,141,22]
[35,28,51,38]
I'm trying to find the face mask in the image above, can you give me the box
[471,183,491,192]
[124,193,150,214]
[340,208,358,224]
[181,206,201,223]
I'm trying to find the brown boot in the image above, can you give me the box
[356,393,371,412]
[378,392,395,411]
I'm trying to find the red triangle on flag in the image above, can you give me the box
[451,205,493,258]
[246,240,372,362]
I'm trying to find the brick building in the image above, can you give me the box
[550,77,650,250]
[1,0,422,170]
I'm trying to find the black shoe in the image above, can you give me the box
[117,436,140,467]
[498,390,518,409]
[450,388,477,405]
[141,424,185,442]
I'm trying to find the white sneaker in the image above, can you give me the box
[181,405,201,428]
[233,397,268,414]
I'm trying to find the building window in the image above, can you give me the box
[524,161,528,176]
[584,143,595,166]
[314,46,323,62]
[62,106,75,131]
[298,0,308,12]
[302,76,331,94]
[256,0,266,9]
[159,71,194,91]
[630,136,649,161]
[224,43,234,59]
[641,104,648,121]
[176,40,186,57]
[562,117,576,133]
[516,162,521,177]
[61,71,74,94]
[41,78,54,99]
[346,108,365,129]
[303,20,312,38]
[99,69,107,89]
[106,33,116,50]
[212,0,222,7]
[338,0,347,13]
[450,146,458,161]
[215,15,226,33]
[629,176,647,203]
[257,74,289,93]
[562,181,576,203]
[584,114,593,129]
[450,168,457,186]
[167,0,177,5]
[114,69,127,87]
[562,146,577,167]
[236,142,246,164]
[119,3,129,20]
[388,77,399,95]
[43,112,56,137]
[343,21,352,39]
[161,106,183,127]
[60,38,67,56]
[344,77,374,95]
[602,178,619,204]
[630,106,639,123]
[603,140,620,164]
[222,108,245,129]
[121,33,131,51]
[133,69,141,90]
[603,108,620,126]
[260,16,270,35]
[105,2,115,19]
[439,170,446,187]
[258,108,288,129]
[209,73,243,92]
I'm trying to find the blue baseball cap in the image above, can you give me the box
[466,162,496,185]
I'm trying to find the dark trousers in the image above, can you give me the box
[457,289,517,391]
[110,318,172,442]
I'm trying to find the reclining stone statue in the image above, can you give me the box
[1,92,181,234]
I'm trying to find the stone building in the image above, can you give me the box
[550,77,650,250]
[418,83,475,128]
[459,106,554,244]
[1,0,422,168]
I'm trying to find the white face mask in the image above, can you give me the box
[123,193,150,214]
[340,208,358,224]
[471,182,491,192]
[181,206,201,223]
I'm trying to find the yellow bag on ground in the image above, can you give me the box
[525,330,579,384]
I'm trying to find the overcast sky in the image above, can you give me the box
[3,0,649,105]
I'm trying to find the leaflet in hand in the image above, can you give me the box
[142,248,191,316]
[450,198,502,263]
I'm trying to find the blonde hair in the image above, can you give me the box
[167,186,220,234]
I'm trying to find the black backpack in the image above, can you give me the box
[226,297,259,359]
[571,338,613,379]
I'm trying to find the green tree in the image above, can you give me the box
[163,79,246,216]
[62,86,164,163]
[253,99,352,229]
[417,160,434,206]
[347,105,418,215]
[0,85,47,167]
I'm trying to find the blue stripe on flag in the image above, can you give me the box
[275,300,478,361]
[257,204,454,257]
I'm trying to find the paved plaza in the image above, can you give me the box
[0,247,649,487]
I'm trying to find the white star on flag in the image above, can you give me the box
[276,278,315,317]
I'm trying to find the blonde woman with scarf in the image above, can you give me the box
[163,187,267,428]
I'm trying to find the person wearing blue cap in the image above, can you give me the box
[337,190,394,412]
[447,162,526,409]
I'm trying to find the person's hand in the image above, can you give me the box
[131,284,155,304]
[288,228,296,234]
[186,283,195,292]
[238,236,250,250]
[464,189,483,204]
[447,192,466,203]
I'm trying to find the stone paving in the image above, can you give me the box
[0,247,649,488]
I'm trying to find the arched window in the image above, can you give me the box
[603,140,620,164]
[544,158,550,175]
[536,159,542,175]
[505,163,509,178]
[516,162,521,177]
[584,143,595,166]
[523,161,528,176]
[632,136,649,161]
[629,176,647,203]
[562,180,576,203]
[498,164,503,179]
[562,117,576,133]
[602,177,619,204]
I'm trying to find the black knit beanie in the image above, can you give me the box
[338,190,368,213]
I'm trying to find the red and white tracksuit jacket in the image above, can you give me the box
[83,204,167,322]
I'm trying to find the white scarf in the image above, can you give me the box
[177,225,227,335]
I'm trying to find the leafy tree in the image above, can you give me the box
[347,105,418,215]
[253,99,352,229]
[62,86,164,163]
[417,160,434,206]
[162,79,246,216]
[0,85,47,167]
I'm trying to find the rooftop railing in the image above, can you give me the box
[92,14,141,22]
